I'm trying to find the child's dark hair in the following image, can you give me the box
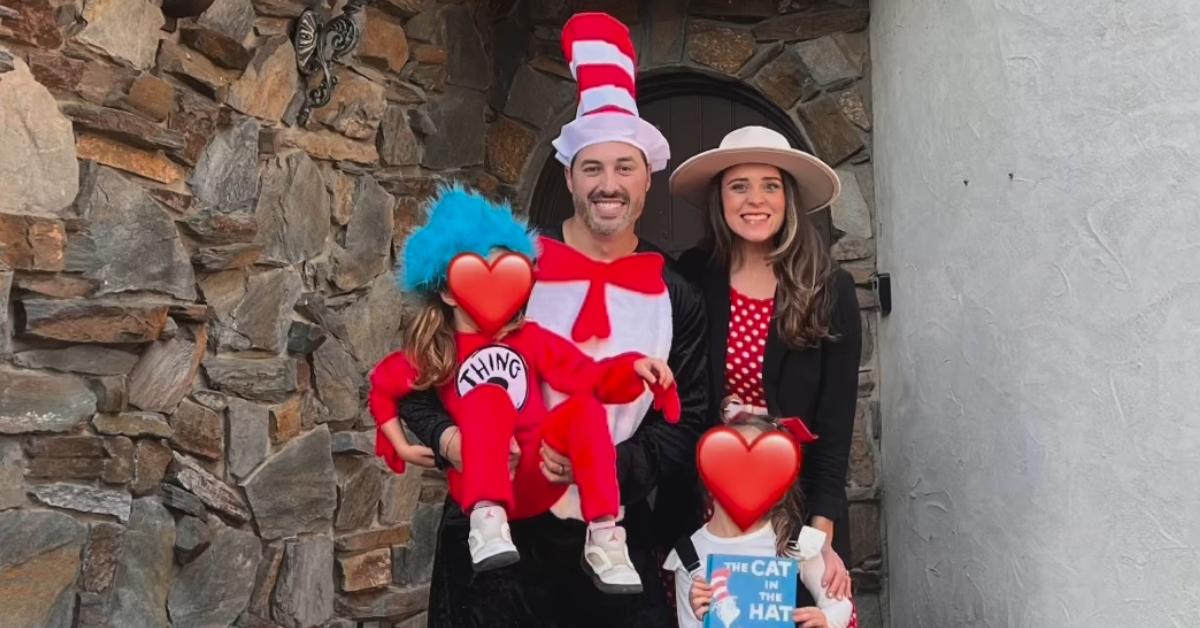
[724,412,807,557]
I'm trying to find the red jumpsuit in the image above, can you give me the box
[369,321,677,522]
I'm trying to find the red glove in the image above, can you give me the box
[650,381,681,424]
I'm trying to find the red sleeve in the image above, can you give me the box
[523,322,602,395]
[368,351,419,427]
[592,353,649,404]
[524,323,646,404]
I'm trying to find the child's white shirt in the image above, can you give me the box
[662,522,853,628]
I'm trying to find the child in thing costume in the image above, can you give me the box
[369,186,682,594]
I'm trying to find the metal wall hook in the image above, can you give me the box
[294,0,375,125]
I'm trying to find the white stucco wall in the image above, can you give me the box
[870,1,1200,625]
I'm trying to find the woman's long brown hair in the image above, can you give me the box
[704,169,838,349]
[725,413,807,557]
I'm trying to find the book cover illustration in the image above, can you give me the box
[703,554,799,627]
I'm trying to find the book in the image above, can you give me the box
[703,553,800,627]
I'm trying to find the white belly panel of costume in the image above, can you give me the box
[526,280,674,520]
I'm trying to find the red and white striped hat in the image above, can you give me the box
[551,12,670,172]
[710,567,733,597]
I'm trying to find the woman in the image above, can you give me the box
[672,126,862,603]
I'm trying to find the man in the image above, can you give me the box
[400,12,709,627]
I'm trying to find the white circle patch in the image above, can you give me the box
[455,345,529,410]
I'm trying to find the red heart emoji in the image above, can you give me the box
[447,253,534,337]
[697,427,801,531]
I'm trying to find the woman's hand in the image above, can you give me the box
[689,576,713,620]
[811,515,852,600]
[539,442,575,484]
[633,357,674,388]
[821,543,852,600]
[792,607,831,628]
[438,426,464,472]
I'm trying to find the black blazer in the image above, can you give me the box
[678,247,862,555]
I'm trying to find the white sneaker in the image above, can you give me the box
[468,505,519,572]
[581,525,642,594]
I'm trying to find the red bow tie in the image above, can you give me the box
[536,237,667,342]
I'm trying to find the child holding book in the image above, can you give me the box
[663,413,856,628]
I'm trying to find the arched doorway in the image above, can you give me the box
[528,71,830,258]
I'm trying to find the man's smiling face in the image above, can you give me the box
[565,141,652,238]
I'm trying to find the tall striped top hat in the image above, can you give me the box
[551,12,670,172]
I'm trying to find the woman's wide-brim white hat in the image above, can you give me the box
[669,126,841,214]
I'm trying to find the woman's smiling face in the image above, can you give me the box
[720,163,787,245]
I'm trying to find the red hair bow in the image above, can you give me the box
[777,417,818,446]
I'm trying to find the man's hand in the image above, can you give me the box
[508,436,521,479]
[539,442,574,484]
[397,442,437,468]
[439,426,464,472]
[792,607,830,628]
[439,429,519,477]
[379,418,436,469]
[689,576,712,620]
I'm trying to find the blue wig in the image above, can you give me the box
[401,185,538,293]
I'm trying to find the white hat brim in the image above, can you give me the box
[553,113,671,172]
[668,146,841,214]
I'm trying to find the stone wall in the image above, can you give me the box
[0,0,881,625]
[0,0,486,625]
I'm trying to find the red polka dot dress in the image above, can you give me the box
[724,287,773,408]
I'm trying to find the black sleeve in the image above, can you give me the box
[398,388,456,470]
[675,247,710,286]
[615,270,710,506]
[801,269,862,522]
